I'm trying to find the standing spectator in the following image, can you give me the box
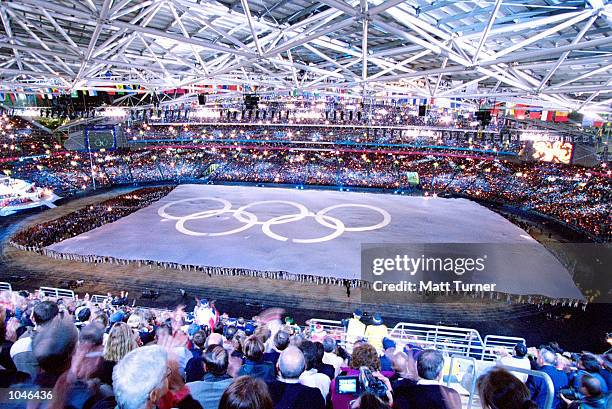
[100,322,139,386]
[478,367,538,409]
[185,330,207,382]
[526,348,569,409]
[345,309,366,346]
[496,342,531,383]
[11,300,59,379]
[187,345,233,409]
[394,349,462,409]
[562,374,609,409]
[237,335,275,382]
[314,341,335,380]
[379,338,396,372]
[219,376,273,409]
[32,317,78,389]
[267,346,325,409]
[364,314,387,353]
[322,336,344,377]
[298,340,331,400]
[263,330,290,367]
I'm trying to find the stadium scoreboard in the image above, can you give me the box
[84,125,117,151]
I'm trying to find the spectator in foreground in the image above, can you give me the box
[350,392,392,409]
[478,367,538,409]
[187,345,233,409]
[379,338,396,372]
[389,351,417,389]
[185,330,207,382]
[237,335,275,382]
[263,330,290,367]
[298,340,331,400]
[562,374,609,409]
[527,348,569,409]
[219,376,273,409]
[394,349,461,409]
[496,342,531,383]
[322,336,343,376]
[570,354,609,396]
[31,317,78,389]
[267,346,325,409]
[10,300,59,379]
[100,322,139,386]
[313,341,335,380]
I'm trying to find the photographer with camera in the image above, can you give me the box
[330,343,393,409]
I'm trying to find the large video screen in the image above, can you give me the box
[531,140,574,164]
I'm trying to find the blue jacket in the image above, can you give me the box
[527,365,569,409]
[237,359,276,383]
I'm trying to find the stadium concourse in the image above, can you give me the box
[1,0,612,407]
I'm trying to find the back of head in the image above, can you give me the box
[113,345,169,409]
[357,392,391,409]
[203,344,229,376]
[351,343,381,372]
[32,318,78,373]
[580,373,603,397]
[104,322,137,362]
[322,336,336,353]
[225,325,238,341]
[392,351,409,374]
[478,367,537,409]
[243,335,264,362]
[417,349,444,380]
[207,332,223,348]
[539,348,556,366]
[299,340,318,370]
[278,346,306,379]
[314,342,325,363]
[274,330,290,351]
[579,354,601,373]
[192,330,207,349]
[33,301,59,326]
[79,322,105,346]
[219,376,273,409]
[514,343,528,358]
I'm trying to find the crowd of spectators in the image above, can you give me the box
[0,115,62,160]
[0,291,610,409]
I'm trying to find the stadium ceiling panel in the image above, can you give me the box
[0,0,611,111]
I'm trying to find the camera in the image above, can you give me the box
[336,367,388,400]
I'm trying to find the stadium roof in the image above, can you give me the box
[0,0,611,112]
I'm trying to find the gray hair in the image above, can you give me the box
[279,346,305,379]
[113,345,168,409]
[540,348,557,365]
[322,336,336,353]
[417,349,444,380]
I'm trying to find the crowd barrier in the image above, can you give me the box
[39,286,75,299]
[0,282,12,292]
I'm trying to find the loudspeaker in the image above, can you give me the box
[418,105,427,116]
[198,94,207,105]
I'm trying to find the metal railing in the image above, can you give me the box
[39,286,75,299]
[0,282,12,292]
[390,322,486,357]
[481,335,526,360]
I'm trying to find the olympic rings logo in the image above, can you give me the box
[157,197,391,244]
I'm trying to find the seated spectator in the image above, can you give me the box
[100,322,139,386]
[220,376,273,409]
[267,346,325,409]
[478,367,538,409]
[562,373,609,409]
[322,336,344,376]
[264,330,290,367]
[298,340,331,400]
[394,349,462,409]
[314,341,335,380]
[187,345,233,409]
[237,335,275,382]
[10,300,59,379]
[379,338,396,372]
[496,342,531,383]
[526,348,568,409]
